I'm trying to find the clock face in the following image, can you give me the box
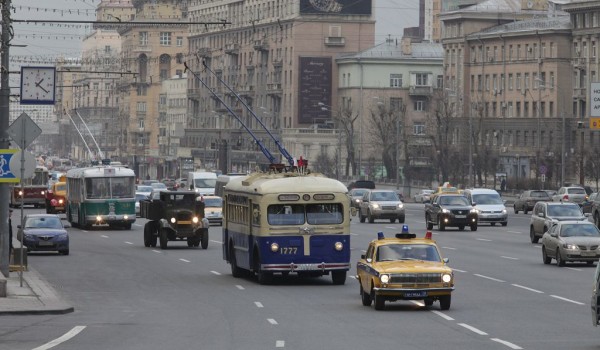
[20,66,56,105]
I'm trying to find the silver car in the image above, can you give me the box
[358,190,405,223]
[414,189,434,203]
[542,221,600,266]
[553,186,589,206]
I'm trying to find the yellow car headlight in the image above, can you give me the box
[170,217,176,224]
[334,242,343,251]
[442,273,452,283]
[192,217,199,224]
[270,242,279,252]
[58,199,64,204]
[380,274,390,284]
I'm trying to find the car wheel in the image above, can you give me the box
[360,284,372,306]
[389,218,396,223]
[359,211,366,223]
[60,249,69,256]
[438,217,445,231]
[458,225,465,231]
[426,215,434,230]
[424,297,434,306]
[159,228,168,249]
[331,270,346,285]
[229,242,244,278]
[514,206,519,214]
[530,227,539,244]
[439,295,451,310]
[201,229,209,249]
[399,216,405,224]
[588,261,595,265]
[556,249,565,267]
[470,224,477,231]
[368,211,375,224]
[143,223,152,247]
[542,246,551,264]
[373,292,385,311]
[501,222,508,227]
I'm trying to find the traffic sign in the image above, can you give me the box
[539,165,547,175]
[7,112,42,150]
[0,149,19,183]
[9,150,36,180]
[541,174,546,183]
[591,117,600,130]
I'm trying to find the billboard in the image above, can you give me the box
[298,57,332,125]
[300,0,372,15]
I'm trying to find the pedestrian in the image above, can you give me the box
[8,209,13,256]
[500,177,506,192]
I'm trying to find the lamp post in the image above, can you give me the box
[579,121,585,185]
[516,153,520,190]
[319,104,342,179]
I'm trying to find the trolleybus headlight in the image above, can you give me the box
[442,273,452,283]
[123,215,129,220]
[192,217,199,224]
[41,191,45,195]
[380,274,390,284]
[96,215,102,222]
[334,242,343,251]
[170,217,176,224]
[270,243,279,252]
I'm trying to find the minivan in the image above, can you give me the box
[463,188,508,226]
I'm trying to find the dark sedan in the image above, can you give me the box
[514,190,551,214]
[18,214,70,255]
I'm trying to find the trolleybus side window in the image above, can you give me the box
[267,204,304,225]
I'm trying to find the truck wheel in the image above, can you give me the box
[159,228,168,249]
[230,243,244,278]
[143,223,152,247]
[530,227,539,243]
[331,270,346,285]
[439,295,451,310]
[470,224,477,231]
[426,215,433,230]
[201,229,209,249]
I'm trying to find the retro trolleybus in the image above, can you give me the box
[66,165,136,229]
[10,166,49,208]
[222,172,352,285]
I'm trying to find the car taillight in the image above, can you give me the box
[563,194,569,201]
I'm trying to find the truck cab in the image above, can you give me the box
[188,171,217,196]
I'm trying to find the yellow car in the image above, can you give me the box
[356,226,454,310]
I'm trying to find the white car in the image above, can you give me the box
[135,192,149,217]
[136,185,153,197]
[414,190,434,203]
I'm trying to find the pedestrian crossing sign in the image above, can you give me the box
[0,149,19,183]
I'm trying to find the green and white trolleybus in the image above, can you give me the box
[66,165,136,229]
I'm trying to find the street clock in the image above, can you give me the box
[20,66,56,105]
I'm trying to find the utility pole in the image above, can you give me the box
[0,0,11,277]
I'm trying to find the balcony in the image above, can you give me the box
[272,57,283,67]
[188,88,202,99]
[238,85,255,98]
[197,47,211,58]
[225,43,239,55]
[253,39,269,51]
[266,83,283,96]
[324,36,345,46]
[409,85,433,97]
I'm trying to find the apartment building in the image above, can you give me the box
[158,74,187,177]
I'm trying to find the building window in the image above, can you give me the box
[524,101,529,117]
[415,73,428,86]
[437,75,443,88]
[390,97,403,111]
[137,101,147,112]
[549,101,554,117]
[390,74,402,87]
[533,72,538,89]
[516,73,521,90]
[176,36,183,47]
[414,123,425,135]
[485,74,490,91]
[516,102,521,117]
[508,74,513,90]
[139,32,148,46]
[138,118,145,129]
[414,100,425,111]
[160,32,171,46]
[524,73,530,89]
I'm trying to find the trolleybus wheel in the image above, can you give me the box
[331,270,346,285]
[159,228,168,249]
[201,229,209,249]
[424,297,434,306]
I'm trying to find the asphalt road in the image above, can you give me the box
[1,204,599,350]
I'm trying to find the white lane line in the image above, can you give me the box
[361,250,367,253]
[431,310,454,321]
[101,235,109,238]
[431,231,439,235]
[474,274,505,283]
[275,340,285,348]
[512,284,544,294]
[477,238,492,242]
[179,258,190,263]
[452,268,468,273]
[566,267,583,271]
[267,318,278,325]
[210,240,222,244]
[442,246,456,250]
[458,323,488,335]
[350,233,358,236]
[491,338,523,349]
[349,275,357,279]
[255,302,264,308]
[533,245,541,249]
[151,250,161,253]
[550,295,584,305]
[235,285,245,290]
[134,223,142,227]
[124,241,133,245]
[385,226,396,229]
[32,325,86,350]
[81,230,89,233]
[507,230,522,234]
[210,271,221,276]
[501,256,519,260]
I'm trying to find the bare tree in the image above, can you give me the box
[367,101,406,181]
[313,150,336,178]
[333,105,359,177]
[427,89,459,183]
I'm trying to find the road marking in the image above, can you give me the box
[151,250,161,253]
[452,268,468,273]
[349,275,357,279]
[81,230,89,233]
[566,267,583,271]
[442,246,456,250]
[134,223,142,227]
[210,271,221,276]
[474,274,505,283]
[350,233,358,236]
[491,338,523,349]
[431,310,454,321]
[431,231,439,235]
[501,256,519,260]
[268,318,278,325]
[512,284,543,293]
[550,295,584,305]
[179,258,190,263]
[361,250,367,253]
[532,245,541,249]
[276,340,285,348]
[235,285,245,290]
[385,226,396,229]
[210,240,222,244]
[124,241,133,245]
[507,230,522,234]
[255,302,264,308]
[458,323,488,335]
[101,235,109,238]
[32,325,86,350]
[477,238,492,242]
